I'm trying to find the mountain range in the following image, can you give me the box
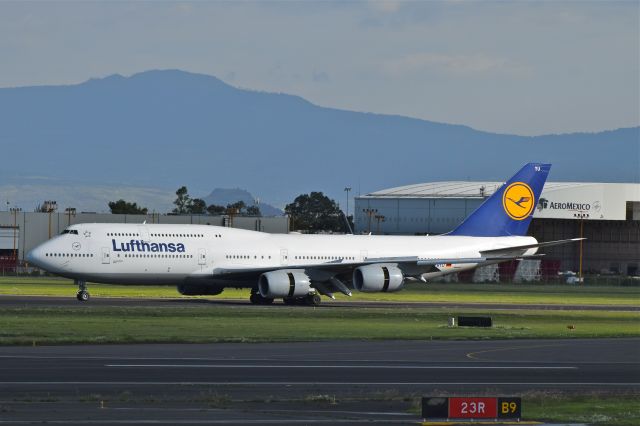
[0,69,638,212]
[203,188,282,216]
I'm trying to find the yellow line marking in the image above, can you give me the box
[466,343,567,360]
[421,422,542,425]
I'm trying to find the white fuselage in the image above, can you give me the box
[27,223,537,286]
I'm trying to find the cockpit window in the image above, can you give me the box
[61,229,79,235]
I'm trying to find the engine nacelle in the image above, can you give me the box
[353,264,404,292]
[259,269,311,298]
[177,283,224,296]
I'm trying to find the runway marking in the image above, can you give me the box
[105,363,577,370]
[0,354,633,366]
[466,343,568,360]
[107,407,413,416]
[0,381,636,386]
[0,421,414,424]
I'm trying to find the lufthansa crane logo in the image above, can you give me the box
[502,182,535,220]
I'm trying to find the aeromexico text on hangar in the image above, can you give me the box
[537,198,600,212]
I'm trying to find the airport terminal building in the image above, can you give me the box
[355,182,640,280]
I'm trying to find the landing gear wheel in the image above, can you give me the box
[283,298,295,305]
[306,294,321,306]
[250,293,274,305]
[75,279,89,302]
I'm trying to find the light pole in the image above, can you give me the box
[65,207,76,227]
[574,211,589,283]
[362,208,377,234]
[44,200,58,239]
[226,207,239,228]
[374,214,385,234]
[10,207,21,265]
[344,187,352,219]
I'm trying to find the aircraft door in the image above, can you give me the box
[360,250,368,261]
[198,248,206,265]
[138,225,150,242]
[280,249,288,266]
[101,247,111,264]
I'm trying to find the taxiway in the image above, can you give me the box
[0,338,638,424]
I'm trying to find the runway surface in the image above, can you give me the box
[2,294,638,311]
[0,339,638,424]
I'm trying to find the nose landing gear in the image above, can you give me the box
[75,280,89,301]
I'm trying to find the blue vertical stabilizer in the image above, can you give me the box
[448,163,551,237]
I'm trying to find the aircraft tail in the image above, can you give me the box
[448,163,551,237]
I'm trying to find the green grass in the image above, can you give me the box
[1,304,638,345]
[1,276,638,345]
[523,393,640,426]
[1,276,639,306]
[348,282,640,306]
[0,277,188,299]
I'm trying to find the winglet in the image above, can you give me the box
[448,163,551,237]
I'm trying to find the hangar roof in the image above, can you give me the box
[362,182,624,199]
[358,181,640,221]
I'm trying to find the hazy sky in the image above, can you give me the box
[1,1,638,135]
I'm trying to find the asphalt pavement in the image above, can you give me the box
[0,339,638,424]
[1,294,638,311]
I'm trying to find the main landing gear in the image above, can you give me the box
[249,290,274,305]
[283,293,321,306]
[75,280,89,301]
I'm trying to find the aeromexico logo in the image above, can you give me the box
[537,198,600,212]
[111,239,186,253]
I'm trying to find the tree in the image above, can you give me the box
[246,205,262,216]
[207,204,226,215]
[190,198,207,214]
[108,199,148,215]
[173,186,191,214]
[226,200,246,214]
[284,192,346,233]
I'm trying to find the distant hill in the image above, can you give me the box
[0,69,638,211]
[202,188,283,216]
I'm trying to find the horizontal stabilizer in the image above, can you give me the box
[480,238,585,258]
[417,257,486,265]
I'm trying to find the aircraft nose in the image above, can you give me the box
[26,246,44,268]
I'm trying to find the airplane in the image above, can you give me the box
[27,163,582,306]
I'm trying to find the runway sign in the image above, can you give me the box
[457,316,492,327]
[422,396,521,420]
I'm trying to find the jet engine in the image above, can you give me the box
[353,264,404,292]
[177,283,224,296]
[259,269,311,298]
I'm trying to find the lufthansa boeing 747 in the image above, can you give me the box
[27,163,582,305]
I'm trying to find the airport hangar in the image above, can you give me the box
[355,181,640,281]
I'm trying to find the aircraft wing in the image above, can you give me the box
[206,246,562,280]
[205,256,494,281]
[193,238,583,294]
